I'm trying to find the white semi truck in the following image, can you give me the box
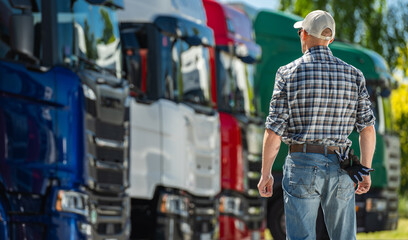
[118,0,221,239]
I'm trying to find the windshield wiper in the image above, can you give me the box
[76,55,119,77]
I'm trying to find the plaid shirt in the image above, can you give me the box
[265,46,375,147]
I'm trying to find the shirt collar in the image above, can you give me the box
[304,45,333,61]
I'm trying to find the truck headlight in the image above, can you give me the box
[218,195,244,217]
[55,190,89,216]
[365,198,387,212]
[82,84,96,100]
[159,193,190,218]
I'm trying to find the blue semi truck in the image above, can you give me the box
[0,0,130,239]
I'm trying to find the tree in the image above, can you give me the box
[98,9,116,45]
[279,0,408,79]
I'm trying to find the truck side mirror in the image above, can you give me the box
[7,0,38,64]
[10,14,35,58]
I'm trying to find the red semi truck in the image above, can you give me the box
[203,1,266,239]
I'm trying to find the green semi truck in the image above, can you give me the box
[251,9,401,240]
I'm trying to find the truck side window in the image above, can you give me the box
[216,50,236,112]
[168,38,180,101]
[121,30,143,94]
[179,40,211,107]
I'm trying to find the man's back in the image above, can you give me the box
[267,45,374,147]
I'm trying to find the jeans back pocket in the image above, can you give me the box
[284,164,318,198]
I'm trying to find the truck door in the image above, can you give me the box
[161,36,220,196]
[121,26,161,199]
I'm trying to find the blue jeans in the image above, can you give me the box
[282,152,356,240]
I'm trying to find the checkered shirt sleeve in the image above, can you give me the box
[355,71,376,132]
[265,70,289,136]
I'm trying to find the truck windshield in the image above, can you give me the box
[216,49,256,116]
[57,0,122,77]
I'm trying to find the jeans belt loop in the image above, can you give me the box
[324,145,328,157]
[303,144,307,153]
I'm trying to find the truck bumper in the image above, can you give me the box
[218,191,266,240]
[192,195,218,240]
[47,214,92,240]
[7,212,90,240]
[219,215,250,240]
[156,214,193,240]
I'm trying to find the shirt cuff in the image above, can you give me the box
[265,119,286,136]
[355,117,376,133]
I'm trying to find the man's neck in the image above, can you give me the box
[305,43,329,51]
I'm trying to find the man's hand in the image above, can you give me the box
[346,164,373,184]
[335,146,374,185]
[355,175,371,194]
[258,174,274,197]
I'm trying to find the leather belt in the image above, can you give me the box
[290,144,340,155]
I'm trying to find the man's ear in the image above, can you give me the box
[302,30,307,41]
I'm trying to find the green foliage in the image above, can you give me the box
[391,83,408,195]
[279,0,408,79]
[84,19,98,60]
[399,195,408,218]
[98,9,116,45]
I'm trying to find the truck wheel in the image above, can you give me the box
[267,197,286,240]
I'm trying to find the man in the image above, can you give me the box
[257,10,376,240]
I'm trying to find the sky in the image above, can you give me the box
[221,0,279,10]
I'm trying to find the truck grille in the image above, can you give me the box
[96,169,124,185]
[85,117,129,193]
[192,196,217,235]
[80,70,130,240]
[243,123,264,197]
[384,135,400,191]
[245,197,266,229]
[91,194,129,238]
[96,146,124,163]
[246,153,262,197]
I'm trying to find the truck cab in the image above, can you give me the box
[0,0,130,239]
[203,1,265,239]
[118,0,221,239]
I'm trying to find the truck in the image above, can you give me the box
[0,0,130,239]
[118,0,221,239]
[251,9,401,239]
[202,1,266,239]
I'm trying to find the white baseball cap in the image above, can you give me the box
[293,10,335,41]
